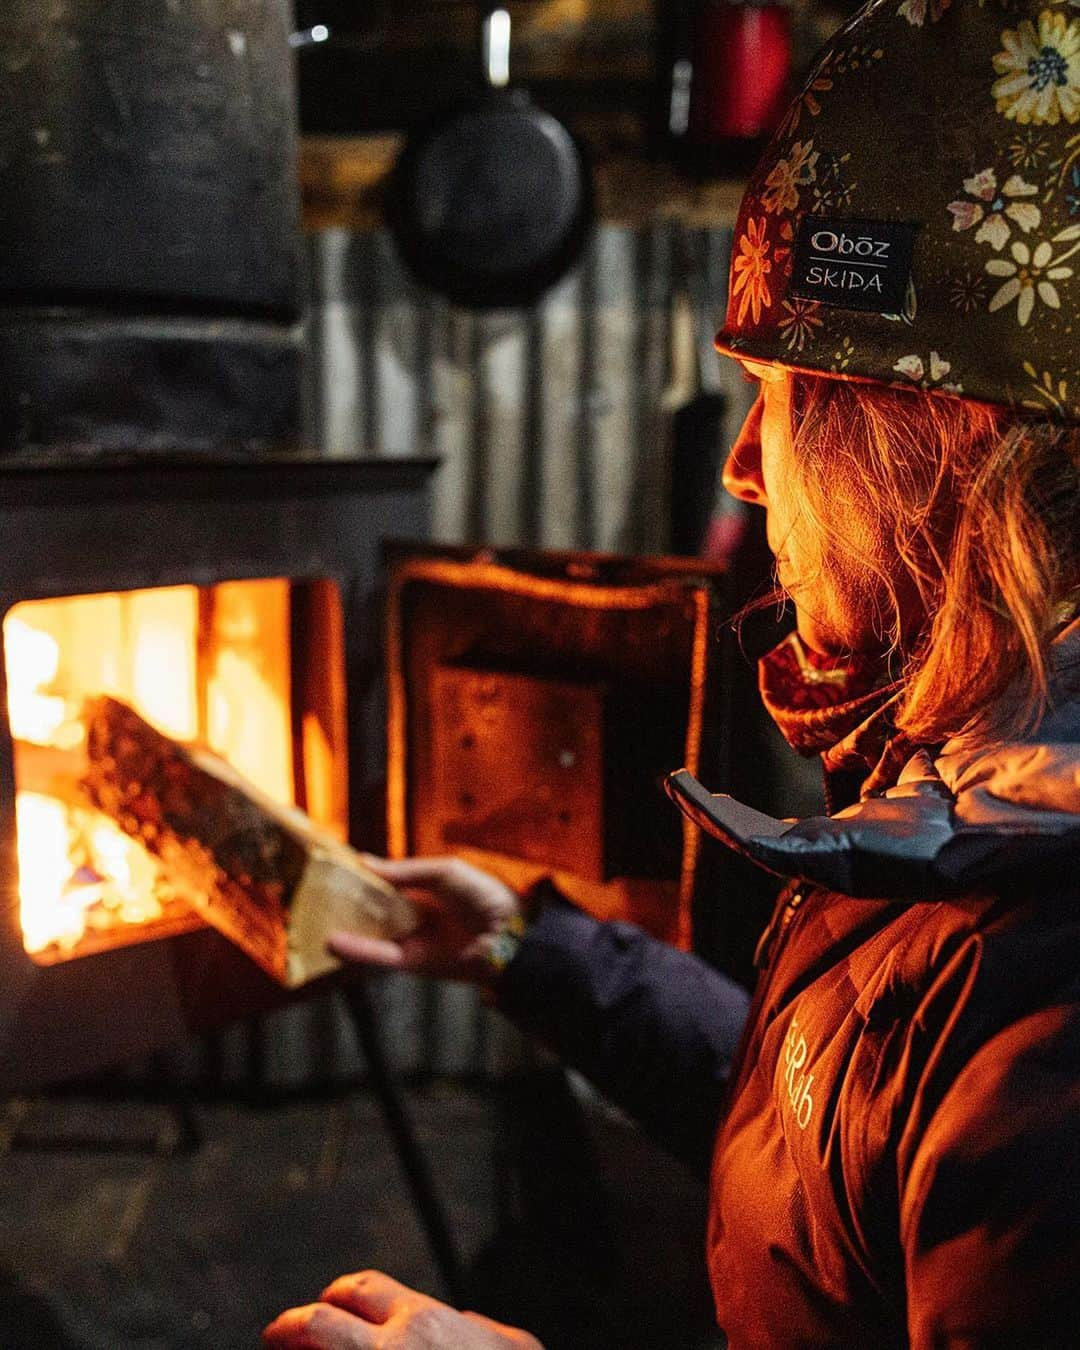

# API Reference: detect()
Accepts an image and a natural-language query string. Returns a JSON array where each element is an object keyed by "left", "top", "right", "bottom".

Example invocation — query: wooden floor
[{"left": 0, "top": 1073, "right": 722, "bottom": 1350}]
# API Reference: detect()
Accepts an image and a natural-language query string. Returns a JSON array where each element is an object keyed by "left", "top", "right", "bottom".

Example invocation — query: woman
[{"left": 265, "top": 0, "right": 1079, "bottom": 1344}]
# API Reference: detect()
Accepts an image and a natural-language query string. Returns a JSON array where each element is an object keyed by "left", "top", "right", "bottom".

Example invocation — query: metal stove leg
[
  {"left": 339, "top": 974, "right": 466, "bottom": 1306},
  {"left": 168, "top": 1096, "right": 203, "bottom": 1153}
]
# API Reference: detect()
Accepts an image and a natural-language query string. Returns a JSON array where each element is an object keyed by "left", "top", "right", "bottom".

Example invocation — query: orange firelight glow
[{"left": 4, "top": 581, "right": 305, "bottom": 962}]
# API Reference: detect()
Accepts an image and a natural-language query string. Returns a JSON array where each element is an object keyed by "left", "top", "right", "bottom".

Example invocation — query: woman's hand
[
  {"left": 330, "top": 856, "right": 523, "bottom": 990},
  {"left": 262, "top": 1269, "right": 543, "bottom": 1349}
]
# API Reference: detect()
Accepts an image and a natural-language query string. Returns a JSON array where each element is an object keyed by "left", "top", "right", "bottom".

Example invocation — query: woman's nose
[{"left": 722, "top": 392, "right": 768, "bottom": 506}]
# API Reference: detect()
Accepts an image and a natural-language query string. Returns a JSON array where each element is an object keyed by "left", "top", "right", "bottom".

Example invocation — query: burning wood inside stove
[{"left": 18, "top": 697, "right": 414, "bottom": 987}]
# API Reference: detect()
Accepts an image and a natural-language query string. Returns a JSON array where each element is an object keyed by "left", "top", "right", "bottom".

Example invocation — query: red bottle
[{"left": 667, "top": 0, "right": 792, "bottom": 177}]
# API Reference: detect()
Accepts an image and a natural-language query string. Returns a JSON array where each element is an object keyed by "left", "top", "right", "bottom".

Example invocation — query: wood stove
[
  {"left": 0, "top": 454, "right": 433, "bottom": 1092},
  {"left": 0, "top": 0, "right": 442, "bottom": 1096}
]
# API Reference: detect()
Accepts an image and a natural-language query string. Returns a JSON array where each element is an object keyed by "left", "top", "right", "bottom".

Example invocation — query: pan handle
[
  {"left": 481, "top": 7, "right": 511, "bottom": 89},
  {"left": 288, "top": 24, "right": 331, "bottom": 49}
]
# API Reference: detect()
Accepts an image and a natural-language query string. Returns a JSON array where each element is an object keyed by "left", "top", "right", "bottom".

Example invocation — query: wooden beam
[
  {"left": 300, "top": 135, "right": 746, "bottom": 233},
  {"left": 320, "top": 0, "right": 655, "bottom": 81}
]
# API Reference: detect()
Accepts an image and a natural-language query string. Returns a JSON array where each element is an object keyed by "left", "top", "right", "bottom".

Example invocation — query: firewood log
[{"left": 80, "top": 697, "right": 415, "bottom": 987}]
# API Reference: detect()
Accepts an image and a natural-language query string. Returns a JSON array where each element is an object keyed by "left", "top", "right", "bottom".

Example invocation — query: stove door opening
[{"left": 4, "top": 578, "right": 347, "bottom": 964}]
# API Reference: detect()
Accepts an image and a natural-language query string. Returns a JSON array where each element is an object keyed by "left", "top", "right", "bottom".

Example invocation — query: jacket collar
[{"left": 667, "top": 624, "right": 1080, "bottom": 899}]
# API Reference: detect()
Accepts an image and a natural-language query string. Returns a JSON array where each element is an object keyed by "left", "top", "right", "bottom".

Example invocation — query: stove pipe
[{"left": 0, "top": 0, "right": 303, "bottom": 456}]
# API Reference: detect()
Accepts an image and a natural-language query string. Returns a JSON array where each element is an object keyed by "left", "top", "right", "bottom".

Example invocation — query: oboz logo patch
[{"left": 789, "top": 216, "right": 918, "bottom": 315}]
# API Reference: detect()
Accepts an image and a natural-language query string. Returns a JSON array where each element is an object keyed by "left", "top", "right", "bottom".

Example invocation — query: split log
[{"left": 80, "top": 697, "right": 415, "bottom": 987}]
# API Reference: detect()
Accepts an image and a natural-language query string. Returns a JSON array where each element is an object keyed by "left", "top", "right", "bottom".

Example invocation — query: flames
[
  {"left": 6, "top": 612, "right": 164, "bottom": 955},
  {"left": 5, "top": 619, "right": 72, "bottom": 746},
  {"left": 14, "top": 791, "right": 166, "bottom": 954},
  {"left": 5, "top": 583, "right": 297, "bottom": 960}
]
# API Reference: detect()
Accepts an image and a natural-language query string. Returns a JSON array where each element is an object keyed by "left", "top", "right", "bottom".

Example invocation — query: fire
[
  {"left": 14, "top": 792, "right": 166, "bottom": 954},
  {"left": 4, "top": 582, "right": 300, "bottom": 961},
  {"left": 4, "top": 619, "right": 70, "bottom": 746},
  {"left": 15, "top": 793, "right": 74, "bottom": 952}
]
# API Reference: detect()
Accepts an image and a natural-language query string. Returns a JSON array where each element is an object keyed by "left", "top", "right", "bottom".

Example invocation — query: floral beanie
[{"left": 715, "top": 0, "right": 1080, "bottom": 422}]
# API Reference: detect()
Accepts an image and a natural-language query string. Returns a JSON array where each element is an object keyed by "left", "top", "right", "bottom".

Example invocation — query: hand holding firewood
[
  {"left": 75, "top": 698, "right": 526, "bottom": 991},
  {"left": 327, "top": 856, "right": 524, "bottom": 992},
  {"left": 262, "top": 1269, "right": 543, "bottom": 1349}
]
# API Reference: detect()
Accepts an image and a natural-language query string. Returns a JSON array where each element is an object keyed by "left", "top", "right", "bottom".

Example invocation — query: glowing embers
[
  {"left": 14, "top": 790, "right": 198, "bottom": 958},
  {"left": 3, "top": 580, "right": 326, "bottom": 964}
]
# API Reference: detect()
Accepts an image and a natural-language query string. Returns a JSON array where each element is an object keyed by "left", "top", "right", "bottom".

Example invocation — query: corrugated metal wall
[
  {"left": 304, "top": 223, "right": 752, "bottom": 551},
  {"left": 121, "top": 221, "right": 753, "bottom": 1092}
]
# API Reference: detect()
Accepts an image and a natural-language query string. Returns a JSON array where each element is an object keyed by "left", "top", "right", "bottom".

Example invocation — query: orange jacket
[
  {"left": 504, "top": 661, "right": 1080, "bottom": 1346},
  {"left": 710, "top": 870, "right": 1079, "bottom": 1347},
  {"left": 681, "top": 665, "right": 1080, "bottom": 1347}
]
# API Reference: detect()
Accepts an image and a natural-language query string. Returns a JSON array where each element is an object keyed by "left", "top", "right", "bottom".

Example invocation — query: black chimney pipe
[{"left": 0, "top": 0, "right": 304, "bottom": 455}]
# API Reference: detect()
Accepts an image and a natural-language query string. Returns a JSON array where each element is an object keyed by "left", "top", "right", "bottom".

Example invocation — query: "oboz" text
[{"left": 810, "top": 230, "right": 891, "bottom": 259}]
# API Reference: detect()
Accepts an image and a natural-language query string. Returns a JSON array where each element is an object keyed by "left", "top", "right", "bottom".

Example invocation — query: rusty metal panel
[
  {"left": 385, "top": 549, "right": 733, "bottom": 949},
  {"left": 431, "top": 666, "right": 606, "bottom": 879}
]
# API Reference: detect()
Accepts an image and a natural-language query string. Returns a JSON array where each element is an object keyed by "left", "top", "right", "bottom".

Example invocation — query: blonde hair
[{"left": 788, "top": 374, "right": 1080, "bottom": 743}]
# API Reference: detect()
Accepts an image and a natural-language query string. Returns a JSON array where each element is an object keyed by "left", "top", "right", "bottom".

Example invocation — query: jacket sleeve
[
  {"left": 496, "top": 885, "right": 752, "bottom": 1175},
  {"left": 900, "top": 1006, "right": 1080, "bottom": 1349}
]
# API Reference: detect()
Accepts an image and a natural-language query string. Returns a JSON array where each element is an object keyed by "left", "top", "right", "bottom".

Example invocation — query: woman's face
[{"left": 722, "top": 361, "right": 896, "bottom": 658}]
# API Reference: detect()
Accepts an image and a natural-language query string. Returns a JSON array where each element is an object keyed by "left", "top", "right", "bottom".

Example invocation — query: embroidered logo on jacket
[{"left": 782, "top": 1014, "right": 815, "bottom": 1131}]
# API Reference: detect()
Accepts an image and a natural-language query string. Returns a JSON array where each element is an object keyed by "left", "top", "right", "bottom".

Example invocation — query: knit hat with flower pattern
[{"left": 715, "top": 0, "right": 1080, "bottom": 421}]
